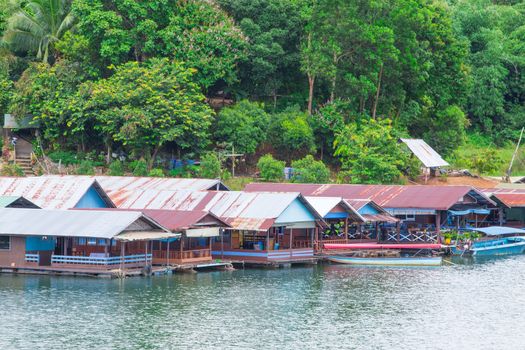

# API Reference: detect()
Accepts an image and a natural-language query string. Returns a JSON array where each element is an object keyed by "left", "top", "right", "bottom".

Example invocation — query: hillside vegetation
[{"left": 1, "top": 0, "right": 525, "bottom": 183}]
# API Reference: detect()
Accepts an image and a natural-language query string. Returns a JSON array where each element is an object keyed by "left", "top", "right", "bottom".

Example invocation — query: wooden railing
[
  {"left": 153, "top": 249, "right": 211, "bottom": 261},
  {"left": 386, "top": 231, "right": 438, "bottom": 243},
  {"left": 51, "top": 254, "right": 152, "bottom": 265}
]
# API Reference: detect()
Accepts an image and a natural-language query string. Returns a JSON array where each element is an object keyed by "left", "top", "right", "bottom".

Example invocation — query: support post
[
  {"left": 266, "top": 229, "right": 270, "bottom": 251},
  {"left": 396, "top": 221, "right": 400, "bottom": 242},
  {"left": 289, "top": 228, "right": 293, "bottom": 258},
  {"left": 167, "top": 240, "right": 170, "bottom": 266},
  {"left": 344, "top": 218, "right": 349, "bottom": 243},
  {"left": 375, "top": 222, "right": 379, "bottom": 243},
  {"left": 435, "top": 212, "right": 441, "bottom": 243},
  {"left": 221, "top": 229, "right": 224, "bottom": 259}
]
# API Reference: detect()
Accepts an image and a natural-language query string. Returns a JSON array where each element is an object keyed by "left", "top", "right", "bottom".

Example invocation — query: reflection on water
[{"left": 1, "top": 256, "right": 525, "bottom": 349}]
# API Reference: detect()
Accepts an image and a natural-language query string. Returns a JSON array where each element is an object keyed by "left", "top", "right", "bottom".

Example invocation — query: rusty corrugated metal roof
[
  {"left": 490, "top": 193, "right": 525, "bottom": 207},
  {"left": 94, "top": 175, "right": 227, "bottom": 192},
  {"left": 0, "top": 176, "right": 113, "bottom": 209},
  {"left": 400, "top": 138, "right": 449, "bottom": 167},
  {"left": 244, "top": 183, "right": 493, "bottom": 210}
]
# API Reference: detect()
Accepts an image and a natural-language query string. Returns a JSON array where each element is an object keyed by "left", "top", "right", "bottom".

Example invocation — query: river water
[{"left": 0, "top": 256, "right": 524, "bottom": 350}]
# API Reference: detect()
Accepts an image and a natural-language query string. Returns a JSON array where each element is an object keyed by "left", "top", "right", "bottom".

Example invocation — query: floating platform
[
  {"left": 323, "top": 243, "right": 442, "bottom": 250},
  {"left": 326, "top": 255, "right": 442, "bottom": 266}
]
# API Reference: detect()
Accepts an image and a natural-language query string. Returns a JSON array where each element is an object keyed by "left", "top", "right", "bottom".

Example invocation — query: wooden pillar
[
  {"left": 120, "top": 241, "right": 125, "bottom": 269},
  {"left": 435, "top": 211, "right": 441, "bottom": 243},
  {"left": 221, "top": 229, "right": 224, "bottom": 259},
  {"left": 145, "top": 240, "right": 148, "bottom": 267},
  {"left": 104, "top": 239, "right": 108, "bottom": 256},
  {"left": 344, "top": 218, "right": 349, "bottom": 243},
  {"left": 396, "top": 221, "right": 400, "bottom": 242},
  {"left": 289, "top": 228, "right": 293, "bottom": 258},
  {"left": 499, "top": 208, "right": 504, "bottom": 226},
  {"left": 375, "top": 222, "right": 379, "bottom": 243},
  {"left": 266, "top": 229, "right": 270, "bottom": 251},
  {"left": 319, "top": 227, "right": 323, "bottom": 254},
  {"left": 167, "top": 240, "right": 170, "bottom": 266}
]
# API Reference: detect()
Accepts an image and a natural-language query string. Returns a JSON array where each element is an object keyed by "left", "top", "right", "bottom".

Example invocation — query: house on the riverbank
[
  {"left": 483, "top": 189, "right": 525, "bottom": 227},
  {"left": 0, "top": 208, "right": 176, "bottom": 277},
  {"left": 245, "top": 183, "right": 496, "bottom": 242},
  {"left": 0, "top": 176, "right": 114, "bottom": 209}
]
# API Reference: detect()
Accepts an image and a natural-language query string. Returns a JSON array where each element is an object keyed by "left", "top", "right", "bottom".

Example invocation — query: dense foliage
[{"left": 0, "top": 0, "right": 523, "bottom": 182}]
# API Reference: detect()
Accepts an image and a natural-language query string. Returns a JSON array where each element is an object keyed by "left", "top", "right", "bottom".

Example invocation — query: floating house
[
  {"left": 140, "top": 209, "right": 230, "bottom": 267},
  {"left": 0, "top": 208, "right": 176, "bottom": 275},
  {"left": 484, "top": 189, "right": 525, "bottom": 227},
  {"left": 245, "top": 183, "right": 496, "bottom": 242},
  {"left": 0, "top": 176, "right": 114, "bottom": 209},
  {"left": 304, "top": 196, "right": 398, "bottom": 249},
  {"left": 207, "top": 192, "right": 324, "bottom": 265}
]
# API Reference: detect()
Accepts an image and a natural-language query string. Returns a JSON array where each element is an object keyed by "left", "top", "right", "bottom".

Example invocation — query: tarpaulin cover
[
  {"left": 472, "top": 226, "right": 525, "bottom": 236},
  {"left": 448, "top": 209, "right": 491, "bottom": 216}
]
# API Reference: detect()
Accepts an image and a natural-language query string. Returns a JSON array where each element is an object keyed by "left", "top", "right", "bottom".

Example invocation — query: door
[{"left": 38, "top": 251, "right": 52, "bottom": 266}]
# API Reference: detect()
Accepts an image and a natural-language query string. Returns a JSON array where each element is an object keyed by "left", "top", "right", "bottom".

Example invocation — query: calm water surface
[{"left": 1, "top": 257, "right": 524, "bottom": 350}]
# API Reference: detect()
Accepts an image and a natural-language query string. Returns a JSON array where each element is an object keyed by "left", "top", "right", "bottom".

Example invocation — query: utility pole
[
  {"left": 506, "top": 127, "right": 524, "bottom": 183},
  {"left": 222, "top": 144, "right": 243, "bottom": 177}
]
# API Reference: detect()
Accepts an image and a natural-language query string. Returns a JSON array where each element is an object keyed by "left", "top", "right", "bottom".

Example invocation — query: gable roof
[
  {"left": 94, "top": 175, "right": 229, "bottom": 192},
  {"left": 140, "top": 210, "right": 229, "bottom": 231},
  {"left": 0, "top": 196, "right": 40, "bottom": 208},
  {"left": 0, "top": 177, "right": 114, "bottom": 209},
  {"left": 400, "top": 138, "right": 449, "bottom": 168},
  {"left": 0, "top": 208, "right": 170, "bottom": 239},
  {"left": 304, "top": 196, "right": 364, "bottom": 222},
  {"left": 489, "top": 193, "right": 525, "bottom": 208},
  {"left": 244, "top": 183, "right": 495, "bottom": 210}
]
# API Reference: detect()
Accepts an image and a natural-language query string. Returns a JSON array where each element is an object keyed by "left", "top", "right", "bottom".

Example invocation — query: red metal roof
[
  {"left": 490, "top": 193, "right": 525, "bottom": 208},
  {"left": 244, "top": 183, "right": 493, "bottom": 210},
  {"left": 141, "top": 210, "right": 229, "bottom": 231}
]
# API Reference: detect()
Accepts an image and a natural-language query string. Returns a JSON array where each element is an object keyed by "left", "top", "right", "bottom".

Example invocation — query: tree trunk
[
  {"left": 371, "top": 63, "right": 383, "bottom": 120},
  {"left": 106, "top": 141, "right": 111, "bottom": 164},
  {"left": 308, "top": 74, "right": 315, "bottom": 115},
  {"left": 149, "top": 145, "right": 161, "bottom": 170},
  {"left": 330, "top": 52, "right": 337, "bottom": 102}
]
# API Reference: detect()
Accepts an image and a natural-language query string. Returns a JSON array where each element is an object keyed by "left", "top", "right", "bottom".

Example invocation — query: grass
[
  {"left": 450, "top": 132, "right": 525, "bottom": 176},
  {"left": 223, "top": 176, "right": 256, "bottom": 190}
]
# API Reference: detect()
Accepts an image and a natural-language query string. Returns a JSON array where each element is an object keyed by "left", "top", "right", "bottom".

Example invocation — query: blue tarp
[
  {"left": 448, "top": 209, "right": 491, "bottom": 216},
  {"left": 473, "top": 226, "right": 525, "bottom": 236}
]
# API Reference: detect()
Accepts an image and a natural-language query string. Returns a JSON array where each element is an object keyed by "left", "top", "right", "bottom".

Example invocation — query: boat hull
[
  {"left": 327, "top": 256, "right": 442, "bottom": 266},
  {"left": 452, "top": 238, "right": 525, "bottom": 257}
]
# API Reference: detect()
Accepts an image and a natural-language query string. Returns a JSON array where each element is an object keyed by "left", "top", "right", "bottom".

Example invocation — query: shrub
[
  {"left": 257, "top": 154, "right": 285, "bottom": 181},
  {"left": 107, "top": 160, "right": 124, "bottom": 176},
  {"left": 76, "top": 160, "right": 95, "bottom": 175},
  {"left": 199, "top": 153, "right": 221, "bottom": 178},
  {"left": 291, "top": 155, "right": 330, "bottom": 183},
  {"left": 132, "top": 160, "right": 148, "bottom": 176},
  {"left": 0, "top": 163, "right": 24, "bottom": 176},
  {"left": 148, "top": 168, "right": 165, "bottom": 177},
  {"left": 48, "top": 151, "right": 80, "bottom": 166}
]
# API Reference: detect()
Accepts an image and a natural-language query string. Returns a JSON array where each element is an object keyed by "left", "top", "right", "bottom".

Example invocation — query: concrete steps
[{"left": 15, "top": 155, "right": 34, "bottom": 176}]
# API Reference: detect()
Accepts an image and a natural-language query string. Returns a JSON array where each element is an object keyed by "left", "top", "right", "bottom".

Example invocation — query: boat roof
[{"left": 472, "top": 226, "right": 525, "bottom": 236}]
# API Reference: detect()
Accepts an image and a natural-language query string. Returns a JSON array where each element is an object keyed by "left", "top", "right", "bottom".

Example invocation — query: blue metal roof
[{"left": 473, "top": 226, "right": 525, "bottom": 236}]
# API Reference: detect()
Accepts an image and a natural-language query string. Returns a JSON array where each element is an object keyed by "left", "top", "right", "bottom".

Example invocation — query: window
[
  {"left": 87, "top": 238, "right": 97, "bottom": 245},
  {"left": 97, "top": 239, "right": 107, "bottom": 246},
  {"left": 0, "top": 236, "right": 10, "bottom": 250},
  {"left": 78, "top": 237, "right": 87, "bottom": 245}
]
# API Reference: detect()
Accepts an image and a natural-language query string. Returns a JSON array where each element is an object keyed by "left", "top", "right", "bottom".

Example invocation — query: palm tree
[{"left": 3, "top": 0, "right": 75, "bottom": 63}]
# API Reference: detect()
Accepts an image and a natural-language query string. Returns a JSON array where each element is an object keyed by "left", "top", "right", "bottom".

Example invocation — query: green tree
[
  {"left": 215, "top": 100, "right": 269, "bottom": 155},
  {"left": 3, "top": 0, "right": 75, "bottom": 63},
  {"left": 334, "top": 118, "right": 410, "bottom": 184},
  {"left": 291, "top": 155, "right": 330, "bottom": 183},
  {"left": 70, "top": 0, "right": 245, "bottom": 89},
  {"left": 83, "top": 59, "right": 213, "bottom": 165},
  {"left": 269, "top": 107, "right": 315, "bottom": 159},
  {"left": 257, "top": 154, "right": 284, "bottom": 181},
  {"left": 218, "top": 0, "right": 305, "bottom": 103},
  {"left": 107, "top": 160, "right": 124, "bottom": 176},
  {"left": 132, "top": 160, "right": 148, "bottom": 177},
  {"left": 0, "top": 72, "right": 12, "bottom": 117},
  {"left": 200, "top": 152, "right": 222, "bottom": 179}
]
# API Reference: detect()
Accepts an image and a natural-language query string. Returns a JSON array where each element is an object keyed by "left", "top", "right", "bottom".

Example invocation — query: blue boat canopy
[
  {"left": 448, "top": 209, "right": 491, "bottom": 216},
  {"left": 472, "top": 226, "right": 525, "bottom": 236}
]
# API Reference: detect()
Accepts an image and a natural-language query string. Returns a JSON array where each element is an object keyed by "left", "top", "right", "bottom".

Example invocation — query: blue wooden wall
[{"left": 75, "top": 186, "right": 108, "bottom": 208}]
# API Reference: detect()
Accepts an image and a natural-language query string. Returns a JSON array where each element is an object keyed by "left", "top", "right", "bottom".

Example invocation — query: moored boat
[
  {"left": 327, "top": 256, "right": 442, "bottom": 266},
  {"left": 450, "top": 226, "right": 525, "bottom": 256}
]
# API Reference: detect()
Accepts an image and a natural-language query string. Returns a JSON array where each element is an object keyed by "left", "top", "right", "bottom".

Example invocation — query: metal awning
[
  {"left": 185, "top": 227, "right": 220, "bottom": 238},
  {"left": 449, "top": 209, "right": 491, "bottom": 216},
  {"left": 115, "top": 231, "right": 181, "bottom": 242},
  {"left": 472, "top": 226, "right": 525, "bottom": 236}
]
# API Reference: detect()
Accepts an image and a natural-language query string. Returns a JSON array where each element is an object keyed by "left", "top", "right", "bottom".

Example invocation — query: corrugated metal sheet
[
  {"left": 244, "top": 183, "right": 494, "bottom": 210},
  {"left": 0, "top": 177, "right": 112, "bottom": 209},
  {"left": 361, "top": 214, "right": 399, "bottom": 223},
  {"left": 0, "top": 196, "right": 22, "bottom": 208},
  {"left": 305, "top": 196, "right": 365, "bottom": 222},
  {"left": 94, "top": 175, "right": 227, "bottom": 192},
  {"left": 141, "top": 209, "right": 229, "bottom": 231},
  {"left": 0, "top": 208, "right": 164, "bottom": 238},
  {"left": 400, "top": 138, "right": 449, "bottom": 167},
  {"left": 490, "top": 193, "right": 525, "bottom": 207}
]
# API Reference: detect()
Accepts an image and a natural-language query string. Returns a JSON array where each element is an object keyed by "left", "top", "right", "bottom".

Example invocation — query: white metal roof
[
  {"left": 400, "top": 138, "right": 449, "bottom": 168},
  {"left": 0, "top": 176, "right": 113, "bottom": 209},
  {"left": 0, "top": 208, "right": 166, "bottom": 239}
]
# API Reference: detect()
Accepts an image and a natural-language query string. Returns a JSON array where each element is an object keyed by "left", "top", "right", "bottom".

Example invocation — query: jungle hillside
[{"left": 1, "top": 0, "right": 525, "bottom": 185}]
